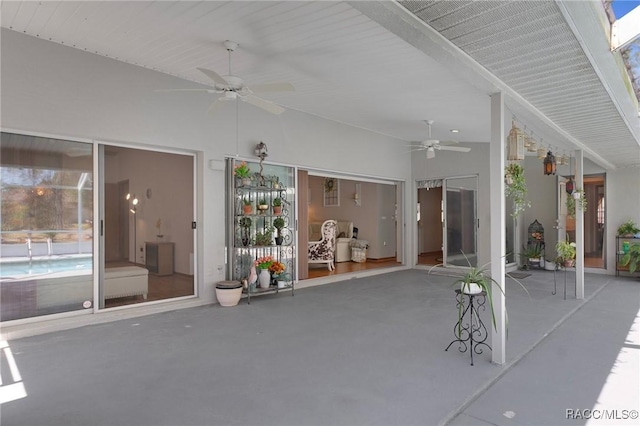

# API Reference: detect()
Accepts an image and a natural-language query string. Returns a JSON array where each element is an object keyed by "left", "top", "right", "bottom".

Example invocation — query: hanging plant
[
  {"left": 504, "top": 163, "right": 530, "bottom": 217},
  {"left": 566, "top": 188, "right": 587, "bottom": 218}
]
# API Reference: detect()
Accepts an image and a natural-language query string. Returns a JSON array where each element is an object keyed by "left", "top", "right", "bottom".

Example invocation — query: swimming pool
[{"left": 0, "top": 256, "right": 93, "bottom": 279}]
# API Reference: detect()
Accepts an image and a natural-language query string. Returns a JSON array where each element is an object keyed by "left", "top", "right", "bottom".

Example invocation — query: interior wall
[
  {"left": 1, "top": 29, "right": 413, "bottom": 302},
  {"left": 308, "top": 176, "right": 396, "bottom": 259},
  {"left": 412, "top": 142, "right": 490, "bottom": 266}
]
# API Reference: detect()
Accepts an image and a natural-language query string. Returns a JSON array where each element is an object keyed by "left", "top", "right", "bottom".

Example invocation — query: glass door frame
[{"left": 443, "top": 174, "right": 478, "bottom": 268}]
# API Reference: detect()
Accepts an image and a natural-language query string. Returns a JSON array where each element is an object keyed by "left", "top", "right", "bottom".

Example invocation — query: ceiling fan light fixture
[{"left": 426, "top": 147, "right": 435, "bottom": 159}]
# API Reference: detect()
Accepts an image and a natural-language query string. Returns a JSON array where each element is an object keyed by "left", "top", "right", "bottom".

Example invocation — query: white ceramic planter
[
  {"left": 259, "top": 269, "right": 271, "bottom": 289},
  {"left": 461, "top": 282, "right": 482, "bottom": 295}
]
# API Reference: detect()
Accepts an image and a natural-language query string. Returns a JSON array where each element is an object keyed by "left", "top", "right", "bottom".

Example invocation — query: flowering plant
[
  {"left": 254, "top": 256, "right": 274, "bottom": 270},
  {"left": 269, "top": 261, "right": 286, "bottom": 276},
  {"left": 234, "top": 161, "right": 251, "bottom": 178}
]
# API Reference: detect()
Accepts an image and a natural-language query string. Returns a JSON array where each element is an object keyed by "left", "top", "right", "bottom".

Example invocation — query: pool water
[{"left": 0, "top": 256, "right": 93, "bottom": 278}]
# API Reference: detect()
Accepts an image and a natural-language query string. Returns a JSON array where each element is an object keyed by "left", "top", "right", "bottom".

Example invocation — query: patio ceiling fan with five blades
[
  {"left": 159, "top": 40, "right": 295, "bottom": 115},
  {"left": 410, "top": 120, "right": 471, "bottom": 159}
]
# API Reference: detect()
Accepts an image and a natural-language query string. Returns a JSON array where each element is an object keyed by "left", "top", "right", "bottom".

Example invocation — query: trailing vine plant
[
  {"left": 504, "top": 163, "right": 530, "bottom": 217},
  {"left": 566, "top": 188, "right": 587, "bottom": 218}
]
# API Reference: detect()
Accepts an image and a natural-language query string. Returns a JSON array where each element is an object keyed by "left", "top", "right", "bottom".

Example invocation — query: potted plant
[
  {"left": 451, "top": 255, "right": 529, "bottom": 335},
  {"left": 257, "top": 198, "right": 269, "bottom": 213},
  {"left": 254, "top": 255, "right": 275, "bottom": 288},
  {"left": 555, "top": 237, "right": 576, "bottom": 267},
  {"left": 273, "top": 217, "right": 285, "bottom": 245},
  {"left": 239, "top": 217, "right": 252, "bottom": 246},
  {"left": 268, "top": 261, "right": 290, "bottom": 288},
  {"left": 566, "top": 188, "right": 587, "bottom": 218},
  {"left": 519, "top": 245, "right": 542, "bottom": 269},
  {"left": 620, "top": 243, "right": 640, "bottom": 274},
  {"left": 242, "top": 198, "right": 253, "bottom": 215},
  {"left": 234, "top": 161, "right": 252, "bottom": 186},
  {"left": 254, "top": 226, "right": 274, "bottom": 246},
  {"left": 272, "top": 197, "right": 282, "bottom": 215},
  {"left": 504, "top": 163, "right": 530, "bottom": 217},
  {"left": 617, "top": 220, "right": 640, "bottom": 237}
]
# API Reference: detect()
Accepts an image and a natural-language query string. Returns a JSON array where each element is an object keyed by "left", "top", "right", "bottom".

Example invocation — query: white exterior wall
[{"left": 1, "top": 30, "right": 412, "bottom": 307}]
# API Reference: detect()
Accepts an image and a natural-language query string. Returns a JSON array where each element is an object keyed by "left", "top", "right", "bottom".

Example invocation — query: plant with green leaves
[
  {"left": 273, "top": 217, "right": 285, "bottom": 233},
  {"left": 254, "top": 226, "right": 274, "bottom": 246},
  {"left": 566, "top": 188, "right": 587, "bottom": 218},
  {"left": 239, "top": 217, "right": 252, "bottom": 228},
  {"left": 447, "top": 252, "right": 529, "bottom": 336},
  {"left": 617, "top": 220, "right": 640, "bottom": 236},
  {"left": 555, "top": 237, "right": 576, "bottom": 265},
  {"left": 620, "top": 243, "right": 640, "bottom": 274},
  {"left": 504, "top": 163, "right": 530, "bottom": 217},
  {"left": 272, "top": 197, "right": 282, "bottom": 207}
]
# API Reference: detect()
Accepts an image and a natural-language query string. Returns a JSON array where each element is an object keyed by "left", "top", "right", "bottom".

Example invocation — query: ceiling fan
[
  {"left": 159, "top": 40, "right": 294, "bottom": 115},
  {"left": 410, "top": 120, "right": 471, "bottom": 159}
]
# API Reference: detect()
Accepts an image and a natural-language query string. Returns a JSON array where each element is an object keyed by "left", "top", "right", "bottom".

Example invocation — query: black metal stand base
[{"left": 445, "top": 289, "right": 491, "bottom": 366}]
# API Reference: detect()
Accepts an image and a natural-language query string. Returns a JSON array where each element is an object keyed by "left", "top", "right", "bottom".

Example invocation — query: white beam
[
  {"left": 490, "top": 92, "right": 506, "bottom": 364},
  {"left": 575, "top": 149, "right": 584, "bottom": 299},
  {"left": 611, "top": 6, "right": 640, "bottom": 51}
]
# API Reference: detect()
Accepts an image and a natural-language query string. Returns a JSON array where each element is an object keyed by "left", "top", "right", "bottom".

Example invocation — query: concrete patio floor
[{"left": 1, "top": 269, "right": 638, "bottom": 426}]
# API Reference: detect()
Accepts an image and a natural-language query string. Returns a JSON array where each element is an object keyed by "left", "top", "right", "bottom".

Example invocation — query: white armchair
[{"left": 308, "top": 220, "right": 337, "bottom": 271}]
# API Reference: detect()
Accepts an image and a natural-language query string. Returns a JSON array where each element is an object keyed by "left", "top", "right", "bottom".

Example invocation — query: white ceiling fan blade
[
  {"left": 250, "top": 82, "right": 295, "bottom": 93},
  {"left": 155, "top": 88, "right": 218, "bottom": 93},
  {"left": 196, "top": 67, "right": 228, "bottom": 86},
  {"left": 439, "top": 146, "right": 471, "bottom": 153},
  {"left": 242, "top": 94, "right": 285, "bottom": 115},
  {"left": 207, "top": 99, "right": 224, "bottom": 115}
]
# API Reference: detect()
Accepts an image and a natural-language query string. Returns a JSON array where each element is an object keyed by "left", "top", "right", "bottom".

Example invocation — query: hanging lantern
[
  {"left": 537, "top": 147, "right": 546, "bottom": 159},
  {"left": 525, "top": 134, "right": 537, "bottom": 152},
  {"left": 543, "top": 150, "right": 556, "bottom": 175},
  {"left": 507, "top": 121, "right": 525, "bottom": 161},
  {"left": 565, "top": 177, "right": 574, "bottom": 194}
]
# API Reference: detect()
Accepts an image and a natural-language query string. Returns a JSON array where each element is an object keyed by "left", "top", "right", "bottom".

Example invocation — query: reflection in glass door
[{"left": 444, "top": 176, "right": 477, "bottom": 267}]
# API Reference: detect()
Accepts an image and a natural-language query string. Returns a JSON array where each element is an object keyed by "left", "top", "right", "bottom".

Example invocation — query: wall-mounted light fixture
[
  {"left": 126, "top": 193, "right": 139, "bottom": 214},
  {"left": 353, "top": 183, "right": 361, "bottom": 206}
]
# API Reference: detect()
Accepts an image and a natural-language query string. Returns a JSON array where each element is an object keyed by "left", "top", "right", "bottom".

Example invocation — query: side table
[{"left": 445, "top": 289, "right": 491, "bottom": 366}]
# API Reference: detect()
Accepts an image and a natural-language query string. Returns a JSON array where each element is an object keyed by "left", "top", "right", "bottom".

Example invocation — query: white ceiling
[{"left": 2, "top": 1, "right": 639, "bottom": 169}]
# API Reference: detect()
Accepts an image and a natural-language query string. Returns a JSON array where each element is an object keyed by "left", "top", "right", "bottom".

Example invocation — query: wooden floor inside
[
  {"left": 105, "top": 261, "right": 193, "bottom": 308},
  {"left": 307, "top": 258, "right": 401, "bottom": 279},
  {"left": 417, "top": 251, "right": 443, "bottom": 266}
]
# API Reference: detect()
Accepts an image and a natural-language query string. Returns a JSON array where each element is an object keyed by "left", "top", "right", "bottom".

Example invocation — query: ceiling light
[
  {"left": 427, "top": 147, "right": 435, "bottom": 159},
  {"left": 450, "top": 129, "right": 459, "bottom": 133}
]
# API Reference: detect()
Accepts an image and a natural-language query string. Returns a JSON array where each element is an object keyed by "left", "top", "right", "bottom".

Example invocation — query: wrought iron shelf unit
[
  {"left": 616, "top": 236, "right": 639, "bottom": 277},
  {"left": 226, "top": 158, "right": 296, "bottom": 304}
]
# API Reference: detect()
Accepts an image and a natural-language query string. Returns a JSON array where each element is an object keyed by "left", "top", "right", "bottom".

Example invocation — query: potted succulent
[
  {"left": 617, "top": 220, "right": 640, "bottom": 237},
  {"left": 555, "top": 237, "right": 576, "bottom": 267},
  {"left": 242, "top": 198, "right": 253, "bottom": 215},
  {"left": 620, "top": 243, "right": 640, "bottom": 274},
  {"left": 257, "top": 198, "right": 269, "bottom": 214},
  {"left": 273, "top": 217, "right": 285, "bottom": 245},
  {"left": 504, "top": 163, "right": 530, "bottom": 217},
  {"left": 239, "top": 217, "right": 252, "bottom": 246},
  {"left": 234, "top": 161, "right": 252, "bottom": 186},
  {"left": 272, "top": 197, "right": 282, "bottom": 215}
]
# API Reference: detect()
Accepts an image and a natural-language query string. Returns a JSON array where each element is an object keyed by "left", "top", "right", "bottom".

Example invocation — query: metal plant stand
[
  {"left": 445, "top": 289, "right": 491, "bottom": 366},
  {"left": 553, "top": 264, "right": 576, "bottom": 300}
]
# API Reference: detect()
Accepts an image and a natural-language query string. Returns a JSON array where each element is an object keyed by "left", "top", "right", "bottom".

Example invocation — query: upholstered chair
[{"left": 308, "top": 220, "right": 337, "bottom": 271}]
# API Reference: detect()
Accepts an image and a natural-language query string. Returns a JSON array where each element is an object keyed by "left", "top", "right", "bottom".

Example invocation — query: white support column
[
  {"left": 490, "top": 92, "right": 506, "bottom": 364},
  {"left": 575, "top": 149, "right": 584, "bottom": 299}
]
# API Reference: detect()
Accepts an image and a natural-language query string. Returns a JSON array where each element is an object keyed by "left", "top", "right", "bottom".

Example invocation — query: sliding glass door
[
  {"left": 443, "top": 176, "right": 477, "bottom": 267},
  {"left": 1, "top": 132, "right": 94, "bottom": 320}
]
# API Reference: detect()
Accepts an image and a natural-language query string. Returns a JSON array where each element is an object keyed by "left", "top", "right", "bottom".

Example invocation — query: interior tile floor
[{"left": 2, "top": 270, "right": 638, "bottom": 426}]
